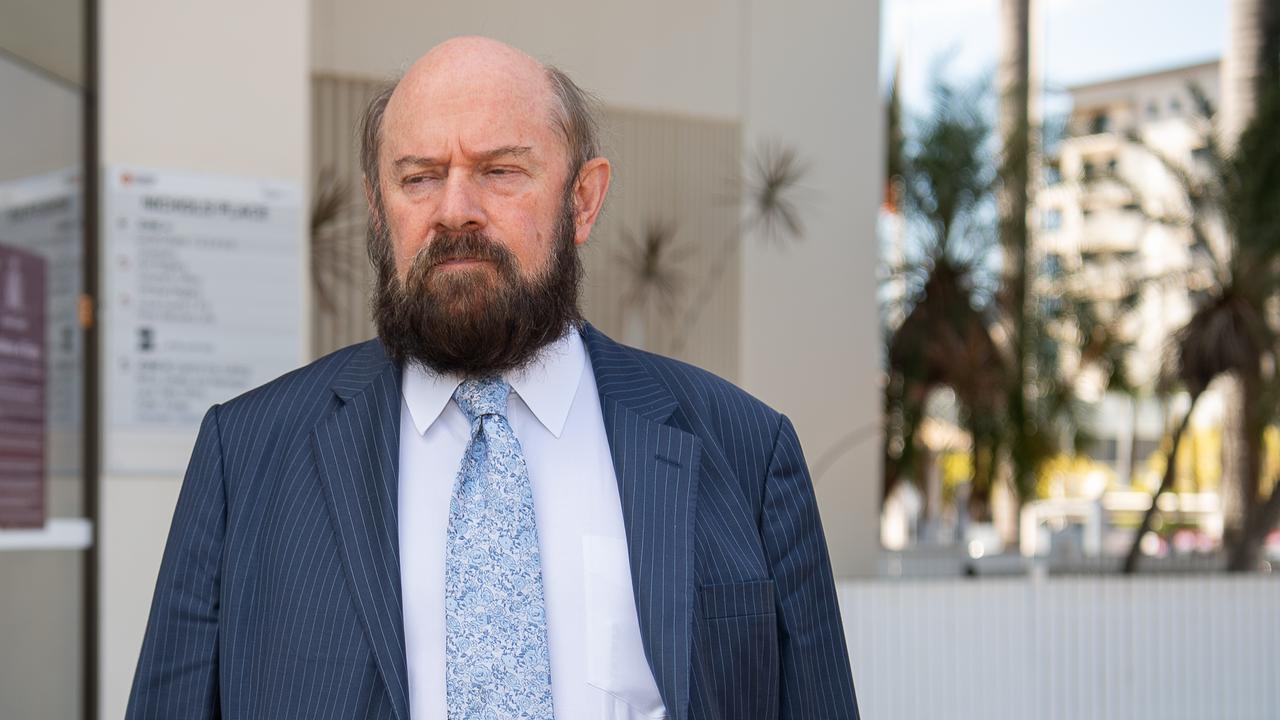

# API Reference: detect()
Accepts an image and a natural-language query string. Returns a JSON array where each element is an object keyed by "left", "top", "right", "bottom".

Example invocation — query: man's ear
[{"left": 571, "top": 157, "right": 611, "bottom": 246}]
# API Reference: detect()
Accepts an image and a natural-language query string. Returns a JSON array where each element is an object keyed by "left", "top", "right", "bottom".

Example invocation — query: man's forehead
[{"left": 381, "top": 99, "right": 555, "bottom": 164}]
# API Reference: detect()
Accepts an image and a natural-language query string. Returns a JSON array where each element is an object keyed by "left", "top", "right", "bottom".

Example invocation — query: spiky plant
[
  {"left": 748, "top": 142, "right": 807, "bottom": 245},
  {"left": 668, "top": 141, "right": 809, "bottom": 355},
  {"left": 615, "top": 219, "right": 690, "bottom": 318},
  {"left": 310, "top": 167, "right": 367, "bottom": 313}
]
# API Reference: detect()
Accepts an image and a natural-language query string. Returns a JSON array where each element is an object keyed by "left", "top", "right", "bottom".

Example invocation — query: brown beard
[{"left": 369, "top": 191, "right": 584, "bottom": 377}]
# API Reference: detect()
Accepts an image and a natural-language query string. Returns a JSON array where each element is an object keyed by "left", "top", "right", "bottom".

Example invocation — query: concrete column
[
  {"left": 96, "top": 1, "right": 309, "bottom": 716},
  {"left": 740, "top": 0, "right": 883, "bottom": 577}
]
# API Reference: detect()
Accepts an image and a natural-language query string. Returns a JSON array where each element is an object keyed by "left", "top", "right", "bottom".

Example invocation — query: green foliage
[{"left": 899, "top": 78, "right": 997, "bottom": 265}]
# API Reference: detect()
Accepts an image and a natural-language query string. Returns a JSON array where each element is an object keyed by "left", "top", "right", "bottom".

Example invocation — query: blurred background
[{"left": 0, "top": 0, "right": 1277, "bottom": 718}]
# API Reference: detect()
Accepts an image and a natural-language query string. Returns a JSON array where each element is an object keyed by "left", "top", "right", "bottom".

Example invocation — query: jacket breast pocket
[
  {"left": 699, "top": 578, "right": 776, "bottom": 619},
  {"left": 693, "top": 579, "right": 781, "bottom": 719}
]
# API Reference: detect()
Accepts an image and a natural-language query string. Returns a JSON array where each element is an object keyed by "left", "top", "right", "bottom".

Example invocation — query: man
[{"left": 127, "top": 36, "right": 859, "bottom": 720}]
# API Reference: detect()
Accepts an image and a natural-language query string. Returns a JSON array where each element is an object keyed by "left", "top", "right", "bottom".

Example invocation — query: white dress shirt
[{"left": 397, "top": 326, "right": 669, "bottom": 719}]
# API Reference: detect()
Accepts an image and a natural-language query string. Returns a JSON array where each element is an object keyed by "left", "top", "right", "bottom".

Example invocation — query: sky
[{"left": 881, "top": 0, "right": 1227, "bottom": 115}]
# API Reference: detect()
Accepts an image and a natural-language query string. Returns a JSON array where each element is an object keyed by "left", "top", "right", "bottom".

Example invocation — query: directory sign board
[{"left": 103, "top": 166, "right": 303, "bottom": 475}]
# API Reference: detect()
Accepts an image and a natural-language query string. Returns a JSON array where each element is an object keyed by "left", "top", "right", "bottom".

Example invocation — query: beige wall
[
  {"left": 312, "top": 0, "right": 744, "bottom": 120},
  {"left": 97, "top": 1, "right": 310, "bottom": 717},
  {"left": 311, "top": 0, "right": 884, "bottom": 577},
  {"left": 739, "top": 0, "right": 883, "bottom": 577}
]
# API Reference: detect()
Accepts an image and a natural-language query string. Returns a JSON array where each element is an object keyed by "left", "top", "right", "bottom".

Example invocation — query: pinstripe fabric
[{"left": 125, "top": 322, "right": 859, "bottom": 719}]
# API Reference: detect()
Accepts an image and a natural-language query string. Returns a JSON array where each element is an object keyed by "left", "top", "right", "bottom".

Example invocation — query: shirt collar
[{"left": 401, "top": 325, "right": 585, "bottom": 439}]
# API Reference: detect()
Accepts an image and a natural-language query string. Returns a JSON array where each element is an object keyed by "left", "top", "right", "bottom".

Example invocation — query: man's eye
[{"left": 486, "top": 167, "right": 517, "bottom": 177}]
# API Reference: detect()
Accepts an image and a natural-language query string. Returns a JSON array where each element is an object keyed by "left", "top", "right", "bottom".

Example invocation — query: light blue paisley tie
[{"left": 446, "top": 377, "right": 555, "bottom": 719}]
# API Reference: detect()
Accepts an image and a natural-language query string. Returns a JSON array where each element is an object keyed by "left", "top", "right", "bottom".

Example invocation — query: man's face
[
  {"left": 367, "top": 42, "right": 608, "bottom": 376},
  {"left": 377, "top": 55, "right": 572, "bottom": 294}
]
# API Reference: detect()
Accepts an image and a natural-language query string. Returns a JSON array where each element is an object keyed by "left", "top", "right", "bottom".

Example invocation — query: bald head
[
  {"left": 360, "top": 36, "right": 600, "bottom": 210},
  {"left": 388, "top": 37, "right": 556, "bottom": 144},
  {"left": 400, "top": 36, "right": 549, "bottom": 99}
]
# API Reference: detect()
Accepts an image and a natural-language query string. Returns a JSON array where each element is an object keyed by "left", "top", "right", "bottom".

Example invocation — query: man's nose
[{"left": 435, "top": 171, "right": 485, "bottom": 231}]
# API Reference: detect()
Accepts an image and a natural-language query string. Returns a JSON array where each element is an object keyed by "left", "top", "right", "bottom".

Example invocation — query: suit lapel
[
  {"left": 312, "top": 340, "right": 410, "bottom": 720},
  {"left": 582, "top": 323, "right": 701, "bottom": 720}
]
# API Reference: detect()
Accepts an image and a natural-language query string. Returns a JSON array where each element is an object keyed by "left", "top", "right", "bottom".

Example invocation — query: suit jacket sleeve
[
  {"left": 763, "top": 414, "right": 860, "bottom": 719},
  {"left": 125, "top": 405, "right": 226, "bottom": 720}
]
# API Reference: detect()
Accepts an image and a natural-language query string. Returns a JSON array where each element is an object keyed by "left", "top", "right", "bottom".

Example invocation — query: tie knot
[{"left": 453, "top": 377, "right": 511, "bottom": 424}]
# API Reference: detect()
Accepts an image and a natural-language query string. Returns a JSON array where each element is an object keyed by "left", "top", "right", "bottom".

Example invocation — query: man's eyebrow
[
  {"left": 392, "top": 146, "right": 534, "bottom": 171},
  {"left": 475, "top": 145, "right": 533, "bottom": 161},
  {"left": 392, "top": 155, "right": 442, "bottom": 170}
]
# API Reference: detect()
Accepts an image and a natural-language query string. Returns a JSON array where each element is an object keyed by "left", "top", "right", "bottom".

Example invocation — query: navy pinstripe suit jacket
[{"left": 126, "top": 322, "right": 859, "bottom": 720}]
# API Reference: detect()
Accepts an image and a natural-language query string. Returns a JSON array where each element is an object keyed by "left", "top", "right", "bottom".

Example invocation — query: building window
[
  {"left": 1044, "top": 163, "right": 1062, "bottom": 185},
  {"left": 1170, "top": 96, "right": 1183, "bottom": 114},
  {"left": 1042, "top": 209, "right": 1063, "bottom": 230},
  {"left": 1090, "top": 113, "right": 1110, "bottom": 135},
  {"left": 1042, "top": 253, "right": 1064, "bottom": 279},
  {"left": 1146, "top": 101, "right": 1159, "bottom": 119},
  {"left": 1133, "top": 438, "right": 1161, "bottom": 465}
]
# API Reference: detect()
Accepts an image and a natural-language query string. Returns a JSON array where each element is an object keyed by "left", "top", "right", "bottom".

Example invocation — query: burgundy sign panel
[{"left": 0, "top": 243, "right": 46, "bottom": 528}]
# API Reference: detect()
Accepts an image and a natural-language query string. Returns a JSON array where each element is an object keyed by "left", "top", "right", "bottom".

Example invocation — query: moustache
[{"left": 413, "top": 231, "right": 519, "bottom": 275}]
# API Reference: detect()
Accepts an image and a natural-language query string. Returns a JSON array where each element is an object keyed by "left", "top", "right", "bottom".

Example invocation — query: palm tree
[
  {"left": 1221, "top": 76, "right": 1280, "bottom": 570},
  {"left": 1118, "top": 78, "right": 1280, "bottom": 572},
  {"left": 883, "top": 78, "right": 1006, "bottom": 518}
]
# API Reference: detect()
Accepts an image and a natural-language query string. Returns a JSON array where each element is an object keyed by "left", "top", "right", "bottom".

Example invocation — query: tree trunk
[
  {"left": 1226, "top": 370, "right": 1268, "bottom": 570},
  {"left": 999, "top": 0, "right": 1034, "bottom": 500},
  {"left": 1229, "top": 469, "right": 1280, "bottom": 571},
  {"left": 969, "top": 430, "right": 993, "bottom": 522},
  {"left": 1221, "top": 371, "right": 1265, "bottom": 556},
  {"left": 1123, "top": 392, "right": 1200, "bottom": 574},
  {"left": 1220, "top": 376, "right": 1248, "bottom": 546}
]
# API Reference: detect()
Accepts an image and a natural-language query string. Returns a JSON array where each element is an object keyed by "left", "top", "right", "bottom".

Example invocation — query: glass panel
[{"left": 0, "top": 1, "right": 87, "bottom": 717}]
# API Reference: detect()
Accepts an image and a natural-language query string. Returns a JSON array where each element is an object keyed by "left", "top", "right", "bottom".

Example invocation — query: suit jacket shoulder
[
  {"left": 211, "top": 339, "right": 389, "bottom": 498},
  {"left": 583, "top": 324, "right": 787, "bottom": 494}
]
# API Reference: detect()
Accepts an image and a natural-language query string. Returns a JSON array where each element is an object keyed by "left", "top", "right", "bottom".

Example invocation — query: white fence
[{"left": 839, "top": 575, "right": 1280, "bottom": 720}]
